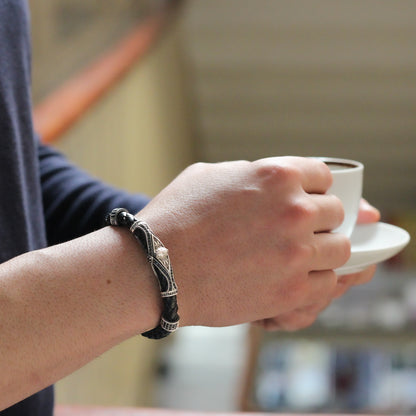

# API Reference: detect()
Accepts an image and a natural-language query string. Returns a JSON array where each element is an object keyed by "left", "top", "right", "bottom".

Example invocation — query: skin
[{"left": 0, "top": 156, "right": 379, "bottom": 410}]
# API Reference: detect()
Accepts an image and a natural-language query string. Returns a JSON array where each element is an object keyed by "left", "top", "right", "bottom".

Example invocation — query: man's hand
[
  {"left": 0, "top": 156, "right": 378, "bottom": 408},
  {"left": 138, "top": 156, "right": 351, "bottom": 328}
]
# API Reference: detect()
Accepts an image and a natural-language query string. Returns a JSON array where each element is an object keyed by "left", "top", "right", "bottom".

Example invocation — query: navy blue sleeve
[{"left": 38, "top": 142, "right": 150, "bottom": 246}]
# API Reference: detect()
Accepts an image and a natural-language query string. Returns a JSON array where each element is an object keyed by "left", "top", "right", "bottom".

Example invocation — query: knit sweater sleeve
[{"left": 38, "top": 141, "right": 150, "bottom": 246}]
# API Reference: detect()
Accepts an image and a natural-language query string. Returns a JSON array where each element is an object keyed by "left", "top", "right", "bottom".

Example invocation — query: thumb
[{"left": 357, "top": 198, "right": 380, "bottom": 224}]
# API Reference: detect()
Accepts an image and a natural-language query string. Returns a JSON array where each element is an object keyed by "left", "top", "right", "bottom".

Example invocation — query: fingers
[
  {"left": 254, "top": 157, "right": 344, "bottom": 232},
  {"left": 282, "top": 269, "right": 337, "bottom": 315},
  {"left": 255, "top": 265, "right": 377, "bottom": 332},
  {"left": 255, "top": 266, "right": 375, "bottom": 332}
]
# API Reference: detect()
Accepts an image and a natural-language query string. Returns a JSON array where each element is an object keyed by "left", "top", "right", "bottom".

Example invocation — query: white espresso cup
[{"left": 318, "top": 157, "right": 364, "bottom": 238}]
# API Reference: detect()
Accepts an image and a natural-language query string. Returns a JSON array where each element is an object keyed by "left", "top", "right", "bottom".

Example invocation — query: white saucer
[{"left": 336, "top": 222, "right": 411, "bottom": 276}]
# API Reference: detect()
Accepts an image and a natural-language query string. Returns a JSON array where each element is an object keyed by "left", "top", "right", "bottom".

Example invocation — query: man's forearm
[{"left": 0, "top": 226, "right": 161, "bottom": 410}]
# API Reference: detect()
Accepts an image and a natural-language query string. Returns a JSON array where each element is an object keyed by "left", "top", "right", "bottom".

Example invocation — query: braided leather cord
[{"left": 105, "top": 208, "right": 179, "bottom": 339}]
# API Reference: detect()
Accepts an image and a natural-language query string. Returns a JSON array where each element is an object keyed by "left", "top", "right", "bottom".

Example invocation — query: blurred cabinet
[{"left": 241, "top": 266, "right": 416, "bottom": 415}]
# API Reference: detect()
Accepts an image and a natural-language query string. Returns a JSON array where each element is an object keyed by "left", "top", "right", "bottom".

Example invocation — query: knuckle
[
  {"left": 254, "top": 162, "right": 300, "bottom": 187},
  {"left": 299, "top": 243, "right": 317, "bottom": 264},
  {"left": 284, "top": 243, "right": 312, "bottom": 271},
  {"left": 304, "top": 242, "right": 319, "bottom": 262},
  {"left": 184, "top": 161, "right": 208, "bottom": 175},
  {"left": 284, "top": 199, "right": 318, "bottom": 228}
]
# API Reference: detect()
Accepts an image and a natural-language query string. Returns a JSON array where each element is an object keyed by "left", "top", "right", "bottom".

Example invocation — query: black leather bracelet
[{"left": 105, "top": 208, "right": 179, "bottom": 339}]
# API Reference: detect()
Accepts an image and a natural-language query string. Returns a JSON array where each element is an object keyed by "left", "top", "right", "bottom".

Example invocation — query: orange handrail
[{"left": 33, "top": 4, "right": 181, "bottom": 144}]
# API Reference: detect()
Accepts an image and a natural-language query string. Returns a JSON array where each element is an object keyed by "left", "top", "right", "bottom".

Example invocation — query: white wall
[{"left": 182, "top": 0, "right": 416, "bottom": 213}]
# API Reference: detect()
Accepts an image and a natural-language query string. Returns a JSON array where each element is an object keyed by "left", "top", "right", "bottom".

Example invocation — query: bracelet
[{"left": 105, "top": 208, "right": 179, "bottom": 339}]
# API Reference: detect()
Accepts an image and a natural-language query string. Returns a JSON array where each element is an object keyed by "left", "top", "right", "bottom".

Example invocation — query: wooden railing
[{"left": 33, "top": 1, "right": 184, "bottom": 144}]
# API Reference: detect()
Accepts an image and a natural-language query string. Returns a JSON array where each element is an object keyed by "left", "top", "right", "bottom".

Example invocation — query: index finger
[
  {"left": 253, "top": 156, "right": 333, "bottom": 194},
  {"left": 285, "top": 156, "right": 333, "bottom": 194}
]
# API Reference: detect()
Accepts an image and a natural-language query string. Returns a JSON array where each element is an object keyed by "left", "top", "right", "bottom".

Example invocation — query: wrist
[
  {"left": 101, "top": 226, "right": 163, "bottom": 336},
  {"left": 106, "top": 208, "right": 180, "bottom": 339}
]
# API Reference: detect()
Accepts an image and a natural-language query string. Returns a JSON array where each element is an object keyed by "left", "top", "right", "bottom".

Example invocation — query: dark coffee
[{"left": 325, "top": 161, "right": 358, "bottom": 171}]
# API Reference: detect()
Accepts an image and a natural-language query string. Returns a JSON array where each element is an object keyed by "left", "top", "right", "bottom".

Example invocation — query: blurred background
[{"left": 31, "top": 0, "right": 416, "bottom": 414}]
